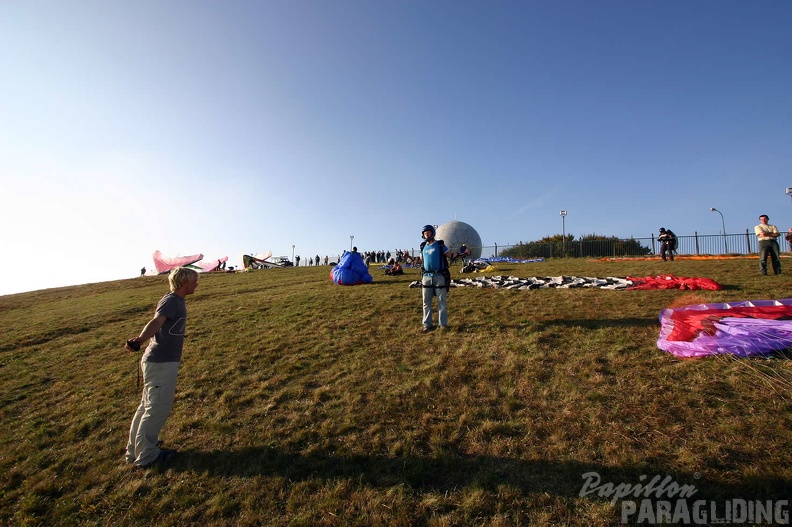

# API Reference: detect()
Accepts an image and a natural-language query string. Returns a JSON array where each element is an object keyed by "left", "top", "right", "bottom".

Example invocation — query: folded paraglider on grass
[
  {"left": 408, "top": 274, "right": 724, "bottom": 291},
  {"left": 657, "top": 299, "right": 792, "bottom": 358},
  {"left": 331, "top": 251, "right": 373, "bottom": 285}
]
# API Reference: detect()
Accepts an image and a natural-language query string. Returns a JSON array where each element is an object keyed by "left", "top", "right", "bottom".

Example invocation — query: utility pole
[{"left": 560, "top": 210, "right": 567, "bottom": 256}]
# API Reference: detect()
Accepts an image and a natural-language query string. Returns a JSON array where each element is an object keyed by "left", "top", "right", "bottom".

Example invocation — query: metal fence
[{"left": 486, "top": 230, "right": 776, "bottom": 259}]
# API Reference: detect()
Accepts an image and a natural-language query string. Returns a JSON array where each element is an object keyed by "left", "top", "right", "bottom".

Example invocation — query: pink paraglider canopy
[
  {"left": 657, "top": 299, "right": 792, "bottom": 358},
  {"left": 152, "top": 250, "right": 204, "bottom": 274},
  {"left": 194, "top": 256, "right": 229, "bottom": 272}
]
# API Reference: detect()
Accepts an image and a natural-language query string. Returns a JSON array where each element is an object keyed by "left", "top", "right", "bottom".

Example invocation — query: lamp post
[
  {"left": 292, "top": 245, "right": 295, "bottom": 265},
  {"left": 350, "top": 235, "right": 354, "bottom": 252},
  {"left": 786, "top": 187, "right": 792, "bottom": 204},
  {"left": 709, "top": 207, "right": 728, "bottom": 253},
  {"left": 560, "top": 210, "right": 567, "bottom": 256}
]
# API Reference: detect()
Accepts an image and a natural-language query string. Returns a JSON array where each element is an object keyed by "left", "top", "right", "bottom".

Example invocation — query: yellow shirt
[{"left": 754, "top": 223, "right": 779, "bottom": 240}]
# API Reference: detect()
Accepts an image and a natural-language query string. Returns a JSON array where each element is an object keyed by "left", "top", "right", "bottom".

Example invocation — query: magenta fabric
[{"left": 657, "top": 299, "right": 792, "bottom": 358}]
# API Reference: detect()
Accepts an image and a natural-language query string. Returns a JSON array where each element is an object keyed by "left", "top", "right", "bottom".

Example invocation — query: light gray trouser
[
  {"left": 421, "top": 273, "right": 448, "bottom": 328},
  {"left": 126, "top": 360, "right": 179, "bottom": 466}
]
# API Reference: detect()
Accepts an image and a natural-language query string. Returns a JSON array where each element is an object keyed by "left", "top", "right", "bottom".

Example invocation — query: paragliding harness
[
  {"left": 668, "top": 231, "right": 678, "bottom": 253},
  {"left": 660, "top": 230, "right": 678, "bottom": 254},
  {"left": 420, "top": 239, "right": 451, "bottom": 291}
]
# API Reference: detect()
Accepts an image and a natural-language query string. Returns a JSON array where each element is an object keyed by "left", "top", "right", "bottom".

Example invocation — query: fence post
[
  {"left": 694, "top": 231, "right": 699, "bottom": 255},
  {"left": 745, "top": 229, "right": 752, "bottom": 254}
]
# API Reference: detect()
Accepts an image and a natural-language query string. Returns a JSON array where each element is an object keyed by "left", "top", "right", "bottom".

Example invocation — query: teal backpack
[{"left": 420, "top": 240, "right": 452, "bottom": 291}]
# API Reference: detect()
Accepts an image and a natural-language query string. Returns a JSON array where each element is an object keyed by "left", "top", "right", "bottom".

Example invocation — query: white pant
[
  {"left": 126, "top": 361, "right": 179, "bottom": 466},
  {"left": 421, "top": 273, "right": 448, "bottom": 328}
]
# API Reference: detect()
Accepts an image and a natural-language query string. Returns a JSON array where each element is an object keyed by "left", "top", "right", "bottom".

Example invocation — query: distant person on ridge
[
  {"left": 755, "top": 215, "right": 781, "bottom": 275},
  {"left": 658, "top": 228, "right": 677, "bottom": 261},
  {"left": 124, "top": 266, "right": 198, "bottom": 468},
  {"left": 418, "top": 224, "right": 452, "bottom": 333}
]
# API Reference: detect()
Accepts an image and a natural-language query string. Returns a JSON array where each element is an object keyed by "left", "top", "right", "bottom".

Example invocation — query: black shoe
[{"left": 138, "top": 449, "right": 178, "bottom": 468}]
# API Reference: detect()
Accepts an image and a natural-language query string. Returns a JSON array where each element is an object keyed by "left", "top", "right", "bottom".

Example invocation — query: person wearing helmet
[
  {"left": 658, "top": 227, "right": 676, "bottom": 261},
  {"left": 418, "top": 224, "right": 453, "bottom": 332}
]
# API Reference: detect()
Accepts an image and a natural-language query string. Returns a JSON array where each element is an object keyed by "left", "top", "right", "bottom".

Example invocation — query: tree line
[{"left": 501, "top": 234, "right": 652, "bottom": 259}]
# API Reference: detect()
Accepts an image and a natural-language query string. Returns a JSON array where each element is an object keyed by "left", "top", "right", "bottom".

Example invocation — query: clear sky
[{"left": 1, "top": 0, "right": 791, "bottom": 295}]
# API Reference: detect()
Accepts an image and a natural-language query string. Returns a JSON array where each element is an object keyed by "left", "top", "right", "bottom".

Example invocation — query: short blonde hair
[{"left": 169, "top": 267, "right": 199, "bottom": 291}]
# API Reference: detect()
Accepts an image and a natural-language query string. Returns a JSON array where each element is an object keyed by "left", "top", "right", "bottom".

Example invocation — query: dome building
[{"left": 435, "top": 220, "right": 482, "bottom": 260}]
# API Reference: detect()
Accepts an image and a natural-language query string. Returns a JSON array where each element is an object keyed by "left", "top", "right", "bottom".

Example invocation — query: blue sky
[{"left": 1, "top": 0, "right": 791, "bottom": 295}]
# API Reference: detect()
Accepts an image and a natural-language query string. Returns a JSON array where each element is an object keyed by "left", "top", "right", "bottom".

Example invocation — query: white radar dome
[{"left": 435, "top": 220, "right": 482, "bottom": 260}]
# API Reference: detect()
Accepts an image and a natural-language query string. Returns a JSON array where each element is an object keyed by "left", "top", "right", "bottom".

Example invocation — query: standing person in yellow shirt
[{"left": 754, "top": 215, "right": 781, "bottom": 275}]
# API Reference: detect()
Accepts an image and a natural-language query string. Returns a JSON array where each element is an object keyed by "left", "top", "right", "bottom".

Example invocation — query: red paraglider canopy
[
  {"left": 627, "top": 275, "right": 723, "bottom": 291},
  {"left": 657, "top": 299, "right": 792, "bottom": 358}
]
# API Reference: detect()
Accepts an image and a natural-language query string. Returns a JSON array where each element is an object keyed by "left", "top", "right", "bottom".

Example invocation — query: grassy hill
[{"left": 1, "top": 258, "right": 790, "bottom": 526}]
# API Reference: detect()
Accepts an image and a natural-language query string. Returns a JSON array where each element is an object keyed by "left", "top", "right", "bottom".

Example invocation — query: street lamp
[
  {"left": 350, "top": 235, "right": 354, "bottom": 252},
  {"left": 560, "top": 210, "right": 567, "bottom": 256},
  {"left": 709, "top": 207, "right": 728, "bottom": 253},
  {"left": 786, "top": 187, "right": 792, "bottom": 204},
  {"left": 292, "top": 245, "right": 295, "bottom": 264}
]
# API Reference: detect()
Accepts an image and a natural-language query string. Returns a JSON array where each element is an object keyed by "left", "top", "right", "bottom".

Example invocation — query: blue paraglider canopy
[{"left": 331, "top": 251, "right": 373, "bottom": 285}]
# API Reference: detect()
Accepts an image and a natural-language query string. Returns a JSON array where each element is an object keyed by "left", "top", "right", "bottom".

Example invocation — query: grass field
[{"left": 1, "top": 257, "right": 790, "bottom": 526}]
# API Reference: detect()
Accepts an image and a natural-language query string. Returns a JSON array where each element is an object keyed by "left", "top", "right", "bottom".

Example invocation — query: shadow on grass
[
  {"left": 441, "top": 318, "right": 657, "bottom": 334},
  {"left": 174, "top": 447, "right": 791, "bottom": 501},
  {"left": 371, "top": 277, "right": 417, "bottom": 286},
  {"left": 534, "top": 318, "right": 660, "bottom": 330},
  {"left": 717, "top": 284, "right": 741, "bottom": 291}
]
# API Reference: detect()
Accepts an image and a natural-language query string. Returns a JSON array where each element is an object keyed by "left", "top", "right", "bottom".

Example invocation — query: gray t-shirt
[{"left": 142, "top": 292, "right": 187, "bottom": 363}]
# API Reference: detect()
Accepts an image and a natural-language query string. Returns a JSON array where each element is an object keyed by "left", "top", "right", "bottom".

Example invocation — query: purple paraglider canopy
[{"left": 657, "top": 299, "right": 792, "bottom": 358}]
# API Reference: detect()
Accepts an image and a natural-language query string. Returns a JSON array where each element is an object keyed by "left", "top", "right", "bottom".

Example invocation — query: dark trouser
[
  {"left": 758, "top": 240, "right": 781, "bottom": 275},
  {"left": 660, "top": 242, "right": 674, "bottom": 261}
]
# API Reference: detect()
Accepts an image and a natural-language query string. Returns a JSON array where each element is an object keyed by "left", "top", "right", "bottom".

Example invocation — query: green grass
[{"left": 1, "top": 258, "right": 791, "bottom": 526}]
